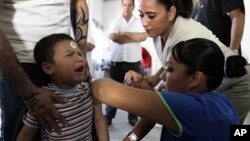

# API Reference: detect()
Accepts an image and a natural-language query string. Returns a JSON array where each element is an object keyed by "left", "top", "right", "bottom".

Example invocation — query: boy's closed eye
[{"left": 65, "top": 52, "right": 74, "bottom": 57}]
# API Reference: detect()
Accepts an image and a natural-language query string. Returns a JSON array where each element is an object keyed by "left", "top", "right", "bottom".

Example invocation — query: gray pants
[{"left": 217, "top": 65, "right": 250, "bottom": 124}]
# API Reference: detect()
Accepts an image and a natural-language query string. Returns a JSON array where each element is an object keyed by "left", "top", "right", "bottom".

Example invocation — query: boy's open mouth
[{"left": 75, "top": 65, "right": 84, "bottom": 73}]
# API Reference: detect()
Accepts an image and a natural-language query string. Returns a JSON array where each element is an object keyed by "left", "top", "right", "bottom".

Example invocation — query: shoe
[
  {"left": 104, "top": 115, "right": 112, "bottom": 125},
  {"left": 129, "top": 119, "right": 138, "bottom": 126}
]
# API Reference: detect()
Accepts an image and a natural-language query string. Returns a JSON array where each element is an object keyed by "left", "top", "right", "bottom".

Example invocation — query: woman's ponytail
[{"left": 225, "top": 55, "right": 247, "bottom": 78}]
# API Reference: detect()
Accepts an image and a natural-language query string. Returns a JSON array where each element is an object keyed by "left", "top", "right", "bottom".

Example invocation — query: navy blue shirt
[
  {"left": 158, "top": 91, "right": 239, "bottom": 141},
  {"left": 192, "top": 0, "right": 245, "bottom": 47}
]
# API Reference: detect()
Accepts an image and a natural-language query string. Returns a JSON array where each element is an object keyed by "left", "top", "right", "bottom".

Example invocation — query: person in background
[
  {"left": 86, "top": 21, "right": 96, "bottom": 78},
  {"left": 105, "top": 0, "right": 147, "bottom": 126},
  {"left": 86, "top": 19, "right": 99, "bottom": 141},
  {"left": 141, "top": 47, "right": 152, "bottom": 76},
  {"left": 192, "top": 0, "right": 245, "bottom": 52},
  {"left": 135, "top": 0, "right": 250, "bottom": 124},
  {"left": 91, "top": 38, "right": 247, "bottom": 141},
  {"left": 16, "top": 33, "right": 109, "bottom": 141},
  {"left": 0, "top": 0, "right": 89, "bottom": 140}
]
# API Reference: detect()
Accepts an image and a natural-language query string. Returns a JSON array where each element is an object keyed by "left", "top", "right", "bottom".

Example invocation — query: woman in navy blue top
[{"left": 91, "top": 38, "right": 247, "bottom": 141}]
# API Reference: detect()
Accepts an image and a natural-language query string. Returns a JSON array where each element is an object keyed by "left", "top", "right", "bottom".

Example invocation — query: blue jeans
[{"left": 0, "top": 63, "right": 50, "bottom": 141}]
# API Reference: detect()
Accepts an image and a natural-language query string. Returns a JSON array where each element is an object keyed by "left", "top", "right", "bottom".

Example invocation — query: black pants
[
  {"left": 105, "top": 61, "right": 141, "bottom": 121},
  {"left": 0, "top": 63, "right": 50, "bottom": 141}
]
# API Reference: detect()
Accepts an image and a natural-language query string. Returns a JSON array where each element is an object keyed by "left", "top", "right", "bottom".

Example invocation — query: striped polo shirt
[{"left": 23, "top": 82, "right": 94, "bottom": 140}]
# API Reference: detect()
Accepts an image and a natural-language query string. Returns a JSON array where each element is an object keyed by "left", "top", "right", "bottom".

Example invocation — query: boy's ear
[
  {"left": 41, "top": 62, "right": 54, "bottom": 75},
  {"left": 189, "top": 71, "right": 205, "bottom": 88},
  {"left": 168, "top": 6, "right": 177, "bottom": 22}
]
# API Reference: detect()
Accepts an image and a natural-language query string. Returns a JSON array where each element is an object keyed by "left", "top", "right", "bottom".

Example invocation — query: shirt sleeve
[
  {"left": 221, "top": 0, "right": 245, "bottom": 15},
  {"left": 157, "top": 91, "right": 208, "bottom": 137},
  {"left": 108, "top": 18, "right": 119, "bottom": 35}
]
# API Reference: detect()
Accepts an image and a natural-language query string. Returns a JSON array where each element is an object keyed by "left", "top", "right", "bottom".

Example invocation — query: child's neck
[{"left": 52, "top": 82, "right": 78, "bottom": 90}]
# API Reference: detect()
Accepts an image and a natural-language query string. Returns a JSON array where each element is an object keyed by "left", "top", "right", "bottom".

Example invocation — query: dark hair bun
[{"left": 226, "top": 55, "right": 247, "bottom": 78}]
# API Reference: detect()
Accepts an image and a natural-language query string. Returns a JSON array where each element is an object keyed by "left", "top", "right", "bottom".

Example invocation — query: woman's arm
[
  {"left": 91, "top": 78, "right": 177, "bottom": 132},
  {"left": 123, "top": 119, "right": 155, "bottom": 141},
  {"left": 228, "top": 8, "right": 245, "bottom": 50}
]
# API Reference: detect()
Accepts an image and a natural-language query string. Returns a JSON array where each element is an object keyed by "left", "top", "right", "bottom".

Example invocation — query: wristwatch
[{"left": 128, "top": 131, "right": 139, "bottom": 141}]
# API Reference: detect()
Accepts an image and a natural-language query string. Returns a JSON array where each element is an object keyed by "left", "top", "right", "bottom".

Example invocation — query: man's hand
[{"left": 22, "top": 87, "right": 68, "bottom": 134}]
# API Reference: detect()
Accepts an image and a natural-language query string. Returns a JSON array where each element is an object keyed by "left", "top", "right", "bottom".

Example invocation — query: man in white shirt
[{"left": 105, "top": 0, "right": 147, "bottom": 126}]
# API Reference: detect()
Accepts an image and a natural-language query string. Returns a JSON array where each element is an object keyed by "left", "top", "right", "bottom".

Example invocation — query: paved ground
[
  {"left": 1, "top": 104, "right": 249, "bottom": 141},
  {"left": 105, "top": 107, "right": 161, "bottom": 141}
]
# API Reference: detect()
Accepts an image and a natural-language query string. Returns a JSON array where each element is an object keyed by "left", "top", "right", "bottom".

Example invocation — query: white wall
[
  {"left": 242, "top": 0, "right": 250, "bottom": 63},
  {"left": 103, "top": 1, "right": 121, "bottom": 32},
  {"left": 90, "top": 0, "right": 103, "bottom": 25}
]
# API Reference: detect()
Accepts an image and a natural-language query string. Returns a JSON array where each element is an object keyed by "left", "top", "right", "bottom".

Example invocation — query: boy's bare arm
[
  {"left": 16, "top": 125, "right": 38, "bottom": 141},
  {"left": 94, "top": 101, "right": 109, "bottom": 141}
]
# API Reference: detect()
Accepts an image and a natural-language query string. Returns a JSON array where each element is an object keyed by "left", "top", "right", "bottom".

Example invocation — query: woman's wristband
[{"left": 127, "top": 131, "right": 139, "bottom": 141}]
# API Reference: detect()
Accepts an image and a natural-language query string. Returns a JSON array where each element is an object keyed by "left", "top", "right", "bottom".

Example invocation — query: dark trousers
[
  {"left": 105, "top": 61, "right": 141, "bottom": 121},
  {"left": 0, "top": 63, "right": 50, "bottom": 141}
]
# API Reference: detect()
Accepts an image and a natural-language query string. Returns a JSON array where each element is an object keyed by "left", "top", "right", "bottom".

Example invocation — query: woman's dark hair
[
  {"left": 225, "top": 56, "right": 247, "bottom": 78},
  {"left": 33, "top": 33, "right": 74, "bottom": 86},
  {"left": 157, "top": 0, "right": 193, "bottom": 18},
  {"left": 172, "top": 38, "right": 247, "bottom": 91}
]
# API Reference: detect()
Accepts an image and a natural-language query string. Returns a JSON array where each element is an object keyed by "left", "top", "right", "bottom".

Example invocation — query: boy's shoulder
[{"left": 79, "top": 82, "right": 91, "bottom": 94}]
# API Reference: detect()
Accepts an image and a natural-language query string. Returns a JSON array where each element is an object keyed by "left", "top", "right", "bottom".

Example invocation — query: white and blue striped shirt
[{"left": 23, "top": 82, "right": 94, "bottom": 141}]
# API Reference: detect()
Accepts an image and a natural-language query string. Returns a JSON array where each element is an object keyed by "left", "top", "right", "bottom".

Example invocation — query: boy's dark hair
[
  {"left": 33, "top": 33, "right": 74, "bottom": 86},
  {"left": 34, "top": 33, "right": 74, "bottom": 66},
  {"left": 172, "top": 38, "right": 247, "bottom": 91}
]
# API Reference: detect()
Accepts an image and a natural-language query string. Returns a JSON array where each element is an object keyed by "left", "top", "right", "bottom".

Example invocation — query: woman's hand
[
  {"left": 134, "top": 79, "right": 154, "bottom": 90},
  {"left": 124, "top": 70, "right": 143, "bottom": 86},
  {"left": 124, "top": 70, "right": 153, "bottom": 90},
  {"left": 144, "top": 74, "right": 161, "bottom": 87}
]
